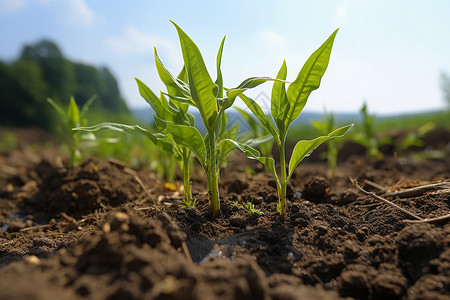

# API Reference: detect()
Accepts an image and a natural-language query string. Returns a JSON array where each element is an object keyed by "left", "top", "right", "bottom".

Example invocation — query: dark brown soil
[{"left": 0, "top": 127, "right": 449, "bottom": 299}]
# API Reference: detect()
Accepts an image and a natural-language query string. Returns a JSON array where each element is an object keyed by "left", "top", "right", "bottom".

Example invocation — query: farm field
[{"left": 0, "top": 125, "right": 448, "bottom": 300}]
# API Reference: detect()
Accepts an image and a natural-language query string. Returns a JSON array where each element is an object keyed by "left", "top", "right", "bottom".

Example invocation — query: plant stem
[
  {"left": 181, "top": 149, "right": 192, "bottom": 205},
  {"left": 277, "top": 138, "right": 287, "bottom": 215},
  {"left": 206, "top": 130, "right": 220, "bottom": 216}
]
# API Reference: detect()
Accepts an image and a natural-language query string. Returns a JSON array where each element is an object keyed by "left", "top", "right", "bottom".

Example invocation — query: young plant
[
  {"left": 48, "top": 95, "right": 96, "bottom": 167},
  {"left": 237, "top": 29, "right": 353, "bottom": 215},
  {"left": 232, "top": 201, "right": 264, "bottom": 215},
  {"left": 75, "top": 75, "right": 197, "bottom": 207},
  {"left": 312, "top": 110, "right": 344, "bottom": 178},
  {"left": 149, "top": 21, "right": 277, "bottom": 215},
  {"left": 353, "top": 102, "right": 391, "bottom": 159}
]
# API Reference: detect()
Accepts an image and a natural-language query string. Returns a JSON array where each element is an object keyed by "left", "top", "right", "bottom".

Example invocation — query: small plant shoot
[
  {"left": 149, "top": 21, "right": 278, "bottom": 216},
  {"left": 237, "top": 29, "right": 353, "bottom": 215},
  {"left": 312, "top": 110, "right": 344, "bottom": 178},
  {"left": 48, "top": 96, "right": 96, "bottom": 167},
  {"left": 232, "top": 201, "right": 264, "bottom": 215}
]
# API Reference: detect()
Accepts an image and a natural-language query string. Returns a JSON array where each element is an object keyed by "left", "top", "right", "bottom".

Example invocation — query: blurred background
[{"left": 1, "top": 0, "right": 450, "bottom": 131}]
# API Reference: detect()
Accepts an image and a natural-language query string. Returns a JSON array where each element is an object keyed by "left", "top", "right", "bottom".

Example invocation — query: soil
[{"left": 0, "top": 127, "right": 449, "bottom": 300}]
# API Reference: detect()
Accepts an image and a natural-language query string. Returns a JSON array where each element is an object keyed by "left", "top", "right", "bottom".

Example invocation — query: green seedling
[
  {"left": 232, "top": 201, "right": 264, "bottom": 215},
  {"left": 75, "top": 76, "right": 197, "bottom": 207},
  {"left": 399, "top": 122, "right": 434, "bottom": 152},
  {"left": 48, "top": 95, "right": 96, "bottom": 167},
  {"left": 353, "top": 102, "right": 391, "bottom": 159},
  {"left": 312, "top": 110, "right": 344, "bottom": 178},
  {"left": 237, "top": 29, "right": 353, "bottom": 215},
  {"left": 147, "top": 21, "right": 278, "bottom": 216}
]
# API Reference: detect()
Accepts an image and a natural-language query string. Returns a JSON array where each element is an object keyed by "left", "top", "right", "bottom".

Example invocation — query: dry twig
[
  {"left": 350, "top": 178, "right": 423, "bottom": 220},
  {"left": 384, "top": 182, "right": 450, "bottom": 198},
  {"left": 351, "top": 178, "right": 450, "bottom": 224}
]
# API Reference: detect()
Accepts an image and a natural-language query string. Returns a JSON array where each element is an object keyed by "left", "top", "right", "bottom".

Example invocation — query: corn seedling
[
  {"left": 312, "top": 110, "right": 344, "bottom": 178},
  {"left": 236, "top": 29, "right": 353, "bottom": 215},
  {"left": 147, "top": 21, "right": 278, "bottom": 215},
  {"left": 353, "top": 102, "right": 391, "bottom": 159},
  {"left": 48, "top": 96, "right": 96, "bottom": 167}
]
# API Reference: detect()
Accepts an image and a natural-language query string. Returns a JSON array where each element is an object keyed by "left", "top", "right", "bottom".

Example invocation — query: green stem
[
  {"left": 181, "top": 149, "right": 193, "bottom": 205},
  {"left": 277, "top": 138, "right": 287, "bottom": 215},
  {"left": 206, "top": 130, "right": 220, "bottom": 216}
]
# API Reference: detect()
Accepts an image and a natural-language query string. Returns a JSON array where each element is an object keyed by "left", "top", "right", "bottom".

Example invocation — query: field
[{"left": 0, "top": 122, "right": 449, "bottom": 299}]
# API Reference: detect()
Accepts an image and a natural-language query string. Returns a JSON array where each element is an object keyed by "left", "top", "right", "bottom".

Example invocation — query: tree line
[{"left": 0, "top": 39, "right": 129, "bottom": 130}]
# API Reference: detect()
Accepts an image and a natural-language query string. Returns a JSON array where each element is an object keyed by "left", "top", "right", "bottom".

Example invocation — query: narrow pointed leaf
[
  {"left": 288, "top": 123, "right": 352, "bottom": 179},
  {"left": 67, "top": 96, "right": 80, "bottom": 128},
  {"left": 80, "top": 95, "right": 97, "bottom": 118},
  {"left": 216, "top": 36, "right": 226, "bottom": 98},
  {"left": 221, "top": 139, "right": 279, "bottom": 185},
  {"left": 47, "top": 98, "right": 67, "bottom": 121},
  {"left": 235, "top": 107, "right": 259, "bottom": 133},
  {"left": 135, "top": 78, "right": 176, "bottom": 119},
  {"left": 238, "top": 94, "right": 279, "bottom": 143},
  {"left": 286, "top": 29, "right": 338, "bottom": 129},
  {"left": 154, "top": 116, "right": 206, "bottom": 167},
  {"left": 154, "top": 48, "right": 190, "bottom": 98},
  {"left": 225, "top": 77, "right": 282, "bottom": 110},
  {"left": 171, "top": 21, "right": 218, "bottom": 130},
  {"left": 271, "top": 61, "right": 289, "bottom": 133},
  {"left": 74, "top": 122, "right": 176, "bottom": 155}
]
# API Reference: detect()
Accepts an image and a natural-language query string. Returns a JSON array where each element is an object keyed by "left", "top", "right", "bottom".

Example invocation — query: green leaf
[
  {"left": 171, "top": 21, "right": 218, "bottom": 130},
  {"left": 220, "top": 138, "right": 279, "bottom": 187},
  {"left": 135, "top": 78, "right": 175, "bottom": 119},
  {"left": 286, "top": 29, "right": 338, "bottom": 129},
  {"left": 235, "top": 107, "right": 258, "bottom": 134},
  {"left": 47, "top": 98, "right": 67, "bottom": 122},
  {"left": 288, "top": 123, "right": 352, "bottom": 179},
  {"left": 80, "top": 95, "right": 97, "bottom": 118},
  {"left": 154, "top": 48, "right": 191, "bottom": 99},
  {"left": 238, "top": 94, "right": 280, "bottom": 144},
  {"left": 67, "top": 96, "right": 80, "bottom": 128},
  {"left": 216, "top": 36, "right": 226, "bottom": 98},
  {"left": 74, "top": 122, "right": 176, "bottom": 155},
  {"left": 271, "top": 61, "right": 289, "bottom": 134},
  {"left": 154, "top": 116, "right": 207, "bottom": 168}
]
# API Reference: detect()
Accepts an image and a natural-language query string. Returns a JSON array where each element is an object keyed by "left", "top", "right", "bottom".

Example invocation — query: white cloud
[
  {"left": 335, "top": 0, "right": 352, "bottom": 27},
  {"left": 259, "top": 29, "right": 289, "bottom": 54},
  {"left": 106, "top": 26, "right": 180, "bottom": 67},
  {"left": 63, "top": 0, "right": 94, "bottom": 27},
  {"left": 36, "top": 0, "right": 94, "bottom": 27},
  {"left": 0, "top": 0, "right": 27, "bottom": 14}
]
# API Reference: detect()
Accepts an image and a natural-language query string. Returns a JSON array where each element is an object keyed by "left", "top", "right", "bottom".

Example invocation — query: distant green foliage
[{"left": 0, "top": 39, "right": 128, "bottom": 131}]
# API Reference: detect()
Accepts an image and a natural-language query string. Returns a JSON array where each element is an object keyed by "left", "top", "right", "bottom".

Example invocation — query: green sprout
[
  {"left": 353, "top": 102, "right": 391, "bottom": 160},
  {"left": 236, "top": 29, "right": 353, "bottom": 215},
  {"left": 47, "top": 95, "right": 96, "bottom": 167},
  {"left": 312, "top": 110, "right": 344, "bottom": 178},
  {"left": 232, "top": 201, "right": 264, "bottom": 215},
  {"left": 76, "top": 21, "right": 275, "bottom": 215},
  {"left": 146, "top": 21, "right": 277, "bottom": 216}
]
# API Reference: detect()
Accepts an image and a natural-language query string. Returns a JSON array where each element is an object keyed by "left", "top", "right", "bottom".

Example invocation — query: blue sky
[{"left": 1, "top": 0, "right": 450, "bottom": 115}]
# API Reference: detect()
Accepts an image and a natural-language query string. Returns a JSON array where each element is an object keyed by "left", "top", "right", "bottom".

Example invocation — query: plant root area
[{"left": 0, "top": 128, "right": 449, "bottom": 300}]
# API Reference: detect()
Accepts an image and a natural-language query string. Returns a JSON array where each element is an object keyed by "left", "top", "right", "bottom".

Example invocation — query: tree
[
  {"left": 0, "top": 61, "right": 55, "bottom": 129},
  {"left": 20, "top": 40, "right": 75, "bottom": 102}
]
